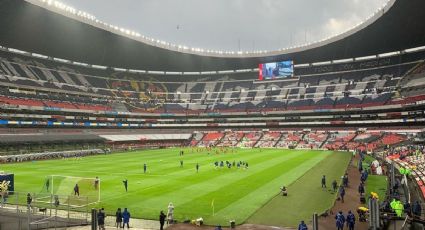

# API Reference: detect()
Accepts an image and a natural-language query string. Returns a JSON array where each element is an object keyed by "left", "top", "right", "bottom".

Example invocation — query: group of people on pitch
[
  {"left": 214, "top": 160, "right": 248, "bottom": 169},
  {"left": 321, "top": 174, "right": 349, "bottom": 203}
]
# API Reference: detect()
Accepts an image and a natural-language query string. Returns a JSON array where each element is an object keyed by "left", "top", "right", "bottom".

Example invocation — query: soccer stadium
[{"left": 0, "top": 0, "right": 424, "bottom": 229}]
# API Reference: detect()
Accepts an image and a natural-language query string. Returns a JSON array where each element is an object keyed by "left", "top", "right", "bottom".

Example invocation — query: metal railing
[{"left": 0, "top": 191, "right": 90, "bottom": 230}]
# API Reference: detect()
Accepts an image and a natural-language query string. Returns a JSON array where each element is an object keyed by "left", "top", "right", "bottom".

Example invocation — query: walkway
[{"left": 318, "top": 154, "right": 369, "bottom": 229}]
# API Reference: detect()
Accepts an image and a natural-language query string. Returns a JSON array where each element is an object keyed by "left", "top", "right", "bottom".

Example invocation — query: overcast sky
[{"left": 59, "top": 0, "right": 388, "bottom": 51}]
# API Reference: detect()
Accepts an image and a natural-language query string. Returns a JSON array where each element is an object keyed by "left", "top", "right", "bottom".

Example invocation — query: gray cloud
[{"left": 60, "top": 0, "right": 388, "bottom": 51}]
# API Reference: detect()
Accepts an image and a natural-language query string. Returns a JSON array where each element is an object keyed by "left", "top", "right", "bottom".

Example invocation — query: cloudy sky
[{"left": 60, "top": 0, "right": 388, "bottom": 51}]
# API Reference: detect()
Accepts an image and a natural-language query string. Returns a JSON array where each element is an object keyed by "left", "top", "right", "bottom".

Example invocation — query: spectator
[
  {"left": 159, "top": 210, "right": 166, "bottom": 230},
  {"left": 167, "top": 202, "right": 174, "bottom": 224},
  {"left": 413, "top": 201, "right": 422, "bottom": 217},
  {"left": 335, "top": 211, "right": 345, "bottom": 230},
  {"left": 358, "top": 182, "right": 365, "bottom": 195},
  {"left": 122, "top": 208, "right": 131, "bottom": 229},
  {"left": 339, "top": 186, "right": 345, "bottom": 203},
  {"left": 346, "top": 210, "right": 355, "bottom": 230},
  {"left": 321, "top": 175, "right": 326, "bottom": 188},
  {"left": 115, "top": 208, "right": 123, "bottom": 228},
  {"left": 298, "top": 220, "right": 308, "bottom": 230},
  {"left": 97, "top": 208, "right": 105, "bottom": 230}
]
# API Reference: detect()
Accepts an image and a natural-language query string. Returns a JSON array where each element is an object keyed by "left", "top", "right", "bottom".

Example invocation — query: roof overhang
[{"left": 0, "top": 0, "right": 424, "bottom": 71}]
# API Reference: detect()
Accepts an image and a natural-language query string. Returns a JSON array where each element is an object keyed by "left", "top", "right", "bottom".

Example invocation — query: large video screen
[{"left": 258, "top": 60, "right": 294, "bottom": 80}]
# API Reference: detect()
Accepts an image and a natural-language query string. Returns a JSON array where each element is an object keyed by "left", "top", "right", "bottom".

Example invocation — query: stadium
[{"left": 0, "top": 0, "right": 424, "bottom": 229}]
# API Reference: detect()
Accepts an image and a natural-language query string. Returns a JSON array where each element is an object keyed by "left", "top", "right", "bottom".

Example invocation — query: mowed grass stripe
[
  {"left": 178, "top": 151, "right": 328, "bottom": 225},
  {"left": 207, "top": 151, "right": 330, "bottom": 225},
  {"left": 117, "top": 150, "right": 306, "bottom": 216},
  {"left": 247, "top": 151, "right": 351, "bottom": 227}
]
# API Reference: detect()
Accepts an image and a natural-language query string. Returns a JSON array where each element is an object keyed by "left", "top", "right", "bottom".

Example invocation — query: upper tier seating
[{"left": 0, "top": 49, "right": 424, "bottom": 114}]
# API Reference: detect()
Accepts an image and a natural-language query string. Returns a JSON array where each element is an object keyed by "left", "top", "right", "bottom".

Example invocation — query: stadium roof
[{"left": 0, "top": 0, "right": 424, "bottom": 72}]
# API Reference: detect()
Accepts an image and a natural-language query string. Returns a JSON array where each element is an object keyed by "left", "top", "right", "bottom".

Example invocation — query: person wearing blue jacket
[
  {"left": 298, "top": 220, "right": 308, "bottom": 230},
  {"left": 335, "top": 211, "right": 345, "bottom": 230},
  {"left": 346, "top": 210, "right": 355, "bottom": 230},
  {"left": 122, "top": 208, "right": 131, "bottom": 229}
]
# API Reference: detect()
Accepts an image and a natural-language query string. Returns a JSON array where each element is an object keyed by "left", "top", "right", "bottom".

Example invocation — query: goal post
[{"left": 41, "top": 175, "right": 101, "bottom": 206}]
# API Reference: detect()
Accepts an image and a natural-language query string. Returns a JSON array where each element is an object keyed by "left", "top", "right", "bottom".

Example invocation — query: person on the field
[
  {"left": 74, "top": 184, "right": 80, "bottom": 196},
  {"left": 115, "top": 208, "right": 123, "bottom": 228},
  {"left": 335, "top": 211, "right": 345, "bottom": 230},
  {"left": 45, "top": 179, "right": 50, "bottom": 192},
  {"left": 123, "top": 179, "right": 128, "bottom": 192},
  {"left": 180, "top": 160, "right": 183, "bottom": 168},
  {"left": 281, "top": 186, "right": 288, "bottom": 196},
  {"left": 298, "top": 220, "right": 308, "bottom": 230},
  {"left": 143, "top": 163, "right": 147, "bottom": 173},
  {"left": 122, "top": 208, "right": 131, "bottom": 229},
  {"left": 26, "top": 193, "right": 32, "bottom": 209},
  {"left": 339, "top": 186, "right": 345, "bottom": 203},
  {"left": 167, "top": 202, "right": 174, "bottom": 224},
  {"left": 159, "top": 210, "right": 166, "bottom": 230},
  {"left": 97, "top": 208, "right": 106, "bottom": 230},
  {"left": 346, "top": 210, "right": 355, "bottom": 230},
  {"left": 343, "top": 173, "right": 349, "bottom": 187},
  {"left": 94, "top": 176, "right": 100, "bottom": 190},
  {"left": 332, "top": 180, "right": 338, "bottom": 193},
  {"left": 53, "top": 195, "right": 60, "bottom": 207},
  {"left": 196, "top": 163, "right": 199, "bottom": 173},
  {"left": 321, "top": 175, "right": 326, "bottom": 188}
]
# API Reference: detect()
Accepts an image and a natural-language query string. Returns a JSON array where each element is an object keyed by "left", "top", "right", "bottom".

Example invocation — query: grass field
[
  {"left": 357, "top": 154, "right": 388, "bottom": 200},
  {"left": 1, "top": 148, "right": 351, "bottom": 227},
  {"left": 366, "top": 175, "right": 388, "bottom": 200}
]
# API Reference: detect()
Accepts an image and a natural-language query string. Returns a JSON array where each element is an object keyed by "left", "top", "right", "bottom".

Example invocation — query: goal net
[{"left": 36, "top": 175, "right": 100, "bottom": 207}]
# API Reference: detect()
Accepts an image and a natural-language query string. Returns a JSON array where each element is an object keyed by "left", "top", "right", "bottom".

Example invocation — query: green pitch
[{"left": 1, "top": 148, "right": 351, "bottom": 227}]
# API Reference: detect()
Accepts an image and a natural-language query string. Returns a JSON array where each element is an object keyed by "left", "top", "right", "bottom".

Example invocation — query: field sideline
[{"left": 1, "top": 148, "right": 351, "bottom": 227}]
